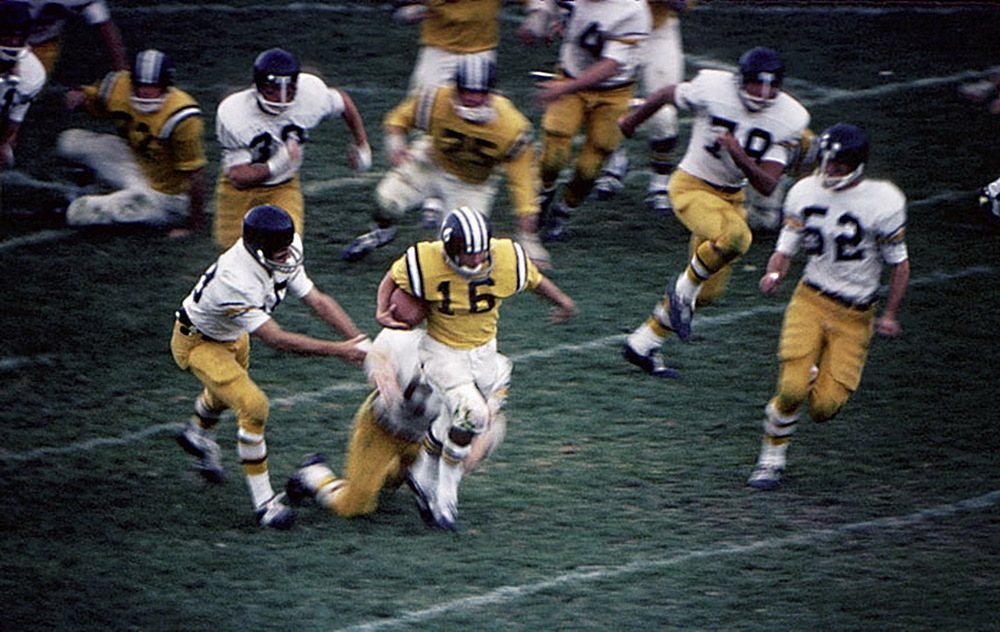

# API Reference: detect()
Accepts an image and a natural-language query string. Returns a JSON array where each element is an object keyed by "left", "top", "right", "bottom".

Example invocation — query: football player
[
  {"left": 0, "top": 0, "right": 46, "bottom": 169},
  {"left": 342, "top": 56, "right": 550, "bottom": 268},
  {"left": 532, "top": 0, "right": 651, "bottom": 241},
  {"left": 620, "top": 46, "right": 810, "bottom": 377},
  {"left": 284, "top": 327, "right": 446, "bottom": 520},
  {"left": 59, "top": 49, "right": 206, "bottom": 235},
  {"left": 213, "top": 48, "right": 371, "bottom": 250},
  {"left": 23, "top": 0, "right": 127, "bottom": 74},
  {"left": 747, "top": 124, "right": 910, "bottom": 490},
  {"left": 592, "top": 0, "right": 695, "bottom": 216},
  {"left": 171, "top": 205, "right": 370, "bottom": 529},
  {"left": 375, "top": 206, "right": 575, "bottom": 530}
]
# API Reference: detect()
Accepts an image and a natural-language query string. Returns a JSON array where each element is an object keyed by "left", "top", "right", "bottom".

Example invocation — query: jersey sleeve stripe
[
  {"left": 405, "top": 245, "right": 424, "bottom": 299},
  {"left": 415, "top": 87, "right": 436, "bottom": 132},
  {"left": 513, "top": 241, "right": 528, "bottom": 292},
  {"left": 159, "top": 104, "right": 203, "bottom": 140}
]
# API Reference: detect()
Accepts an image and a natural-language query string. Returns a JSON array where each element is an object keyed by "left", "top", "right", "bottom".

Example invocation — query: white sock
[{"left": 627, "top": 322, "right": 665, "bottom": 355}]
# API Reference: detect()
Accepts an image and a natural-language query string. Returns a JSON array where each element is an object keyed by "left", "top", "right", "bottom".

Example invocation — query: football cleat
[
  {"left": 420, "top": 197, "right": 444, "bottom": 229},
  {"left": 646, "top": 190, "right": 673, "bottom": 216},
  {"left": 622, "top": 343, "right": 679, "bottom": 378},
  {"left": 665, "top": 277, "right": 694, "bottom": 341},
  {"left": 958, "top": 79, "right": 998, "bottom": 104},
  {"left": 255, "top": 493, "right": 296, "bottom": 529},
  {"left": 405, "top": 473, "right": 437, "bottom": 528},
  {"left": 747, "top": 463, "right": 783, "bottom": 490},
  {"left": 541, "top": 200, "right": 571, "bottom": 242},
  {"left": 591, "top": 173, "right": 624, "bottom": 201},
  {"left": 341, "top": 226, "right": 398, "bottom": 261},
  {"left": 285, "top": 453, "right": 328, "bottom": 506},
  {"left": 978, "top": 178, "right": 1000, "bottom": 219},
  {"left": 176, "top": 419, "right": 224, "bottom": 484}
]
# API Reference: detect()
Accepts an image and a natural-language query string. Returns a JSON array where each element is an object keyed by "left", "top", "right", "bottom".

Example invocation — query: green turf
[{"left": 1, "top": 2, "right": 999, "bottom": 631}]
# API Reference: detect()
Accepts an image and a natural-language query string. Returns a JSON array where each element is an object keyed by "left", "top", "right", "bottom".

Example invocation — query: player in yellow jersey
[
  {"left": 343, "top": 56, "right": 551, "bottom": 269},
  {"left": 375, "top": 206, "right": 575, "bottom": 529},
  {"left": 59, "top": 49, "right": 206, "bottom": 236}
]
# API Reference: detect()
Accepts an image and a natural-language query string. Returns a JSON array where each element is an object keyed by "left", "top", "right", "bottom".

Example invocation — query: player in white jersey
[
  {"left": 213, "top": 48, "right": 371, "bottom": 250},
  {"left": 620, "top": 46, "right": 810, "bottom": 378},
  {"left": 532, "top": 0, "right": 651, "bottom": 241},
  {"left": 171, "top": 205, "right": 370, "bottom": 529},
  {"left": 593, "top": 0, "right": 694, "bottom": 215},
  {"left": 747, "top": 124, "right": 910, "bottom": 490},
  {"left": 23, "top": 0, "right": 127, "bottom": 74},
  {"left": 0, "top": 1, "right": 46, "bottom": 169}
]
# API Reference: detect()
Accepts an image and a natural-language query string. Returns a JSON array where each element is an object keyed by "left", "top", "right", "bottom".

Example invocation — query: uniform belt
[
  {"left": 804, "top": 281, "right": 874, "bottom": 311},
  {"left": 559, "top": 68, "right": 635, "bottom": 92},
  {"left": 176, "top": 308, "right": 221, "bottom": 342},
  {"left": 705, "top": 180, "right": 743, "bottom": 195}
]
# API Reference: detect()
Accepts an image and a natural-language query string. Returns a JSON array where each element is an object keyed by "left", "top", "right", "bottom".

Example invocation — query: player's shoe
[
  {"left": 646, "top": 189, "right": 673, "bottom": 216},
  {"left": 176, "top": 419, "right": 224, "bottom": 484},
  {"left": 958, "top": 79, "right": 998, "bottom": 103},
  {"left": 977, "top": 179, "right": 1000, "bottom": 219},
  {"left": 255, "top": 493, "right": 296, "bottom": 529},
  {"left": 747, "top": 462, "right": 783, "bottom": 490},
  {"left": 405, "top": 473, "right": 437, "bottom": 528},
  {"left": 665, "top": 277, "right": 694, "bottom": 341},
  {"left": 622, "top": 343, "right": 679, "bottom": 378},
  {"left": 341, "top": 226, "right": 398, "bottom": 261},
  {"left": 542, "top": 199, "right": 572, "bottom": 242},
  {"left": 285, "top": 453, "right": 328, "bottom": 506},
  {"left": 420, "top": 197, "right": 444, "bottom": 229},
  {"left": 591, "top": 173, "right": 624, "bottom": 201}
]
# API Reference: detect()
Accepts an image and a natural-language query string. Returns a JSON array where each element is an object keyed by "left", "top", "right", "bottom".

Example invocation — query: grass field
[{"left": 1, "top": 2, "right": 999, "bottom": 630}]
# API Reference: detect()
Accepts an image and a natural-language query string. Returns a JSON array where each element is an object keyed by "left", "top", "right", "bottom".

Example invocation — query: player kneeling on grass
[
  {"left": 170, "top": 204, "right": 369, "bottom": 529},
  {"left": 372, "top": 206, "right": 575, "bottom": 530},
  {"left": 747, "top": 124, "right": 910, "bottom": 490}
]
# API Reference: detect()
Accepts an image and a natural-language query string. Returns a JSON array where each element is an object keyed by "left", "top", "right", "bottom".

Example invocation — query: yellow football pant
[
  {"left": 670, "top": 169, "right": 752, "bottom": 301},
  {"left": 323, "top": 393, "right": 422, "bottom": 518},
  {"left": 31, "top": 39, "right": 60, "bottom": 75},
  {"left": 170, "top": 322, "right": 270, "bottom": 475},
  {"left": 540, "top": 82, "right": 633, "bottom": 207},
  {"left": 213, "top": 175, "right": 304, "bottom": 251},
  {"left": 772, "top": 281, "right": 875, "bottom": 423}
]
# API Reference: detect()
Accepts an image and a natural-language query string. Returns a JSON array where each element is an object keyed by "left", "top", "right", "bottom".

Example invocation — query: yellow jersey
[
  {"left": 82, "top": 71, "right": 206, "bottom": 195},
  {"left": 649, "top": 1, "right": 695, "bottom": 29},
  {"left": 390, "top": 238, "right": 543, "bottom": 349},
  {"left": 420, "top": 0, "right": 504, "bottom": 53},
  {"left": 385, "top": 84, "right": 538, "bottom": 214}
]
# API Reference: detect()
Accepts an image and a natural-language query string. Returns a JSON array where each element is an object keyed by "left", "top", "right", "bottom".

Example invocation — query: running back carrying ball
[{"left": 390, "top": 286, "right": 427, "bottom": 327}]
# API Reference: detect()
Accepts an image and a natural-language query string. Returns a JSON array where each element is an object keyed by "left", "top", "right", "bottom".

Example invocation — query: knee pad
[
  {"left": 540, "top": 132, "right": 573, "bottom": 184},
  {"left": 715, "top": 220, "right": 753, "bottom": 259},
  {"left": 808, "top": 381, "right": 851, "bottom": 423}
]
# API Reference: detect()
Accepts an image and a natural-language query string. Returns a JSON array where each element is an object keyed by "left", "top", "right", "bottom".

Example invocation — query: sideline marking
[
  {"left": 0, "top": 265, "right": 990, "bottom": 464},
  {"left": 333, "top": 489, "right": 1000, "bottom": 632}
]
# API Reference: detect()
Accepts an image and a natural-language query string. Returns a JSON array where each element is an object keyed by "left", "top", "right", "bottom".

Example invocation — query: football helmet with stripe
[{"left": 440, "top": 206, "right": 493, "bottom": 277}]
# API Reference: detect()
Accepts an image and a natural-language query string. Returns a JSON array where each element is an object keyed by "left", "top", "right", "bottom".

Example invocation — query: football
[{"left": 390, "top": 287, "right": 427, "bottom": 327}]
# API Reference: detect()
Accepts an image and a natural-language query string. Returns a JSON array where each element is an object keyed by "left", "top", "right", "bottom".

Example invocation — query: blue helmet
[
  {"left": 252, "top": 48, "right": 299, "bottom": 114},
  {"left": 0, "top": 1, "right": 31, "bottom": 66},
  {"left": 737, "top": 47, "right": 785, "bottom": 111},
  {"left": 818, "top": 123, "right": 869, "bottom": 190},
  {"left": 242, "top": 205, "right": 303, "bottom": 273},
  {"left": 455, "top": 56, "right": 496, "bottom": 93},
  {"left": 440, "top": 206, "right": 492, "bottom": 276},
  {"left": 130, "top": 49, "right": 174, "bottom": 114}
]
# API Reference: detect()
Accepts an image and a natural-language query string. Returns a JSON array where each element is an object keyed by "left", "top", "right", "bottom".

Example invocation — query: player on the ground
[
  {"left": 746, "top": 123, "right": 910, "bottom": 490},
  {"left": 0, "top": 1, "right": 46, "bottom": 169}
]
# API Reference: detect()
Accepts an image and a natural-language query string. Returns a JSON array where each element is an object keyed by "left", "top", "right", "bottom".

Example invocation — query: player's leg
[
  {"left": 808, "top": 303, "right": 874, "bottom": 423},
  {"left": 641, "top": 17, "right": 684, "bottom": 215}
]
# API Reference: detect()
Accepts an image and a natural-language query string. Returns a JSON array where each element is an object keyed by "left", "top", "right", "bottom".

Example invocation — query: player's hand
[
  {"left": 618, "top": 114, "right": 637, "bottom": 139},
  {"left": 64, "top": 89, "right": 86, "bottom": 110},
  {"left": 376, "top": 306, "right": 413, "bottom": 330},
  {"left": 338, "top": 334, "right": 370, "bottom": 364},
  {"left": 285, "top": 136, "right": 303, "bottom": 169},
  {"left": 348, "top": 141, "right": 372, "bottom": 172},
  {"left": 759, "top": 271, "right": 781, "bottom": 296},
  {"left": 535, "top": 80, "right": 568, "bottom": 108},
  {"left": 550, "top": 301, "right": 576, "bottom": 324},
  {"left": 875, "top": 315, "right": 902, "bottom": 338},
  {"left": 0, "top": 143, "right": 14, "bottom": 168}
]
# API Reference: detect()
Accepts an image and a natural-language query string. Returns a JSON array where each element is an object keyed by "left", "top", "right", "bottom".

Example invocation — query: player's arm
[
  {"left": 251, "top": 317, "right": 367, "bottom": 364},
  {"left": 168, "top": 167, "right": 206, "bottom": 238},
  {"left": 532, "top": 277, "right": 576, "bottom": 323},
  {"left": 0, "top": 119, "right": 19, "bottom": 168},
  {"left": 301, "top": 286, "right": 366, "bottom": 341},
  {"left": 225, "top": 136, "right": 302, "bottom": 190},
  {"left": 875, "top": 258, "right": 909, "bottom": 338},
  {"left": 96, "top": 19, "right": 128, "bottom": 71},
  {"left": 535, "top": 57, "right": 622, "bottom": 108},
  {"left": 716, "top": 130, "right": 784, "bottom": 196},
  {"left": 335, "top": 88, "right": 372, "bottom": 172},
  {"left": 620, "top": 84, "right": 677, "bottom": 137},
  {"left": 375, "top": 272, "right": 413, "bottom": 330}
]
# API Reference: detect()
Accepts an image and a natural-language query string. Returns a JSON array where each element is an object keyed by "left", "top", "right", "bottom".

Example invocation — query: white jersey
[
  {"left": 1, "top": 50, "right": 46, "bottom": 124},
  {"left": 179, "top": 234, "right": 315, "bottom": 341},
  {"left": 777, "top": 175, "right": 908, "bottom": 305},
  {"left": 560, "top": 0, "right": 651, "bottom": 89},
  {"left": 366, "top": 328, "right": 444, "bottom": 442},
  {"left": 674, "top": 69, "right": 810, "bottom": 189},
  {"left": 216, "top": 74, "right": 346, "bottom": 185},
  {"left": 25, "top": 0, "right": 111, "bottom": 45}
]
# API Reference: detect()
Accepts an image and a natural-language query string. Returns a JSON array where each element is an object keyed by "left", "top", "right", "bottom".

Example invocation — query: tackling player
[
  {"left": 59, "top": 49, "right": 206, "bottom": 235},
  {"left": 620, "top": 46, "right": 810, "bottom": 377},
  {"left": 23, "top": 0, "right": 127, "bottom": 74},
  {"left": 375, "top": 206, "right": 575, "bottom": 530},
  {"left": 213, "top": 48, "right": 371, "bottom": 250},
  {"left": 171, "top": 205, "right": 369, "bottom": 529},
  {"left": 0, "top": 0, "right": 46, "bottom": 169},
  {"left": 747, "top": 124, "right": 910, "bottom": 490},
  {"left": 342, "top": 56, "right": 550, "bottom": 269},
  {"left": 532, "top": 0, "right": 651, "bottom": 241}
]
